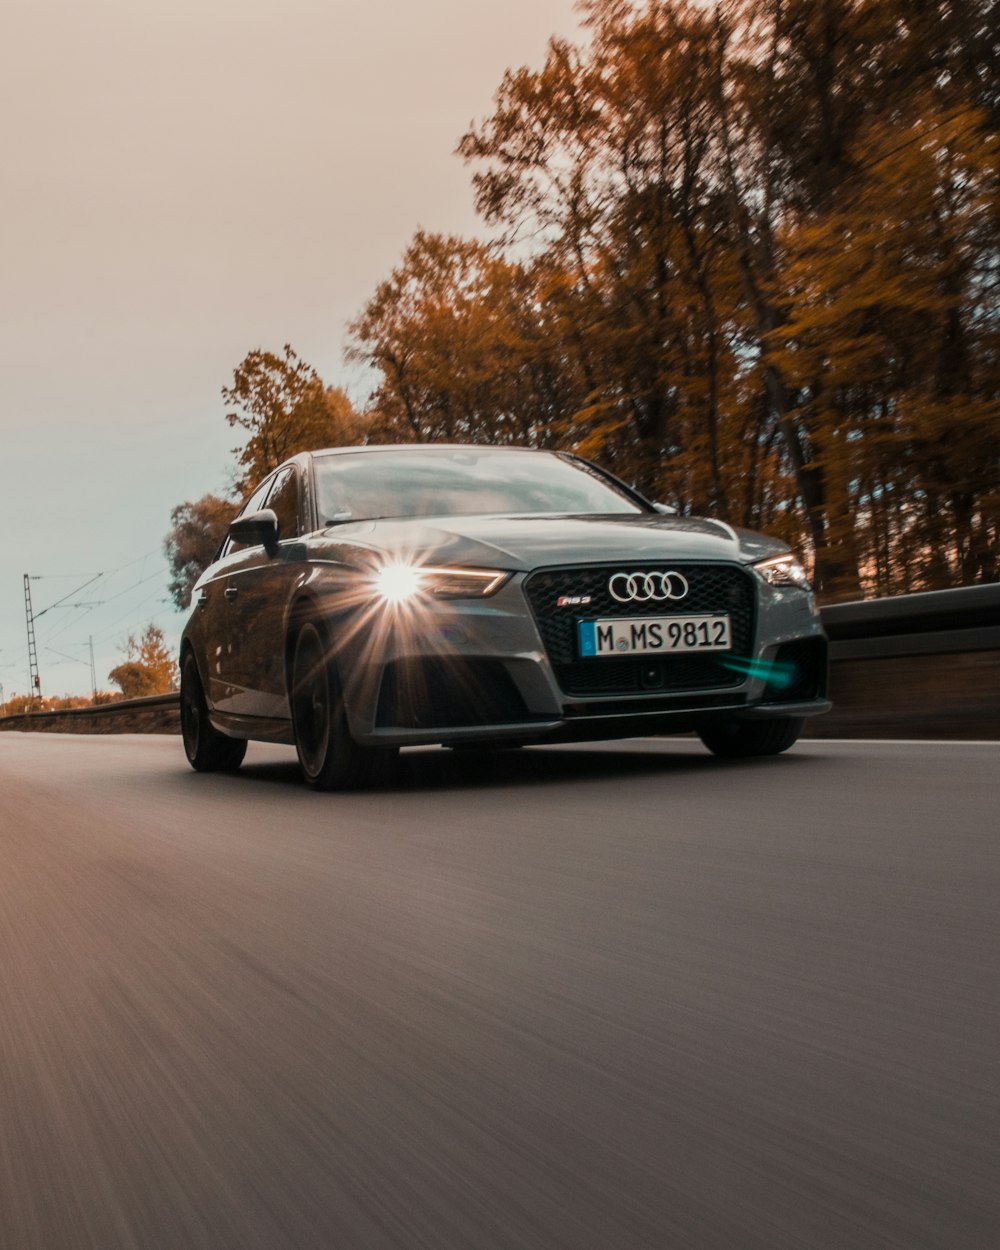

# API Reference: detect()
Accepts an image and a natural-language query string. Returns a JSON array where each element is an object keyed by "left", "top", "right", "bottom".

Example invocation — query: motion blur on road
[{"left": 1, "top": 733, "right": 997, "bottom": 1250}]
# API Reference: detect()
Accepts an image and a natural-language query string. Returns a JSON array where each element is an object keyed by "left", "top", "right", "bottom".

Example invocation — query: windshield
[{"left": 313, "top": 449, "right": 647, "bottom": 523}]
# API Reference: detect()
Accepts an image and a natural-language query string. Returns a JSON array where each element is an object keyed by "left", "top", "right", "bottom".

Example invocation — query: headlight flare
[
  {"left": 374, "top": 563, "right": 425, "bottom": 604},
  {"left": 371, "top": 563, "right": 510, "bottom": 605}
]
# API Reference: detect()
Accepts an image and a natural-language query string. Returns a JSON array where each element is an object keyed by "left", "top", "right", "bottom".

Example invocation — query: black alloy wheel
[
  {"left": 180, "top": 651, "right": 247, "bottom": 772},
  {"left": 290, "top": 621, "right": 395, "bottom": 790},
  {"left": 698, "top": 716, "right": 804, "bottom": 759}
]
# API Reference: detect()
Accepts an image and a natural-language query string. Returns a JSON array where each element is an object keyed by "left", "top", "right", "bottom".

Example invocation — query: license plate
[{"left": 578, "top": 614, "right": 731, "bottom": 657}]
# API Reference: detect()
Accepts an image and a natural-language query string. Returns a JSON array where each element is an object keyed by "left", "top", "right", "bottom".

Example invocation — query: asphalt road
[{"left": 0, "top": 733, "right": 997, "bottom": 1250}]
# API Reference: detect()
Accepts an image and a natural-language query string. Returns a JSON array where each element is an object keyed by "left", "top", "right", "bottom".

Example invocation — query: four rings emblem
[{"left": 608, "top": 570, "right": 689, "bottom": 603}]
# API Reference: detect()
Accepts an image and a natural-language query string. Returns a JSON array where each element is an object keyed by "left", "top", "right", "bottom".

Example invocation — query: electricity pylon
[{"left": 23, "top": 574, "right": 41, "bottom": 700}]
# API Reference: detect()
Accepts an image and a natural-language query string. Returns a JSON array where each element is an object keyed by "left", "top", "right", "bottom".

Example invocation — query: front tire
[
  {"left": 290, "top": 622, "right": 395, "bottom": 790},
  {"left": 180, "top": 652, "right": 247, "bottom": 773},
  {"left": 698, "top": 716, "right": 803, "bottom": 759}
]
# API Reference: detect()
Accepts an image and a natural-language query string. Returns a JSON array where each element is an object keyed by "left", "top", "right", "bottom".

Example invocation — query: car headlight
[
  {"left": 753, "top": 553, "right": 811, "bottom": 589},
  {"left": 373, "top": 564, "right": 510, "bottom": 604}
]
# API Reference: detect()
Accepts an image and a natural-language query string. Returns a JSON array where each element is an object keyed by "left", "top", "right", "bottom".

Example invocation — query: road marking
[
  {"left": 802, "top": 738, "right": 999, "bottom": 747},
  {"left": 624, "top": 736, "right": 998, "bottom": 747}
]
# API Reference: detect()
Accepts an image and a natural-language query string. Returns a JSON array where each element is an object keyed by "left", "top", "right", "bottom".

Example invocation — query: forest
[{"left": 177, "top": 0, "right": 1000, "bottom": 604}]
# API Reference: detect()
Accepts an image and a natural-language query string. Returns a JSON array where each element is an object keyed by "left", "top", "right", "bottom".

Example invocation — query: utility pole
[
  {"left": 23, "top": 574, "right": 41, "bottom": 702},
  {"left": 88, "top": 636, "right": 97, "bottom": 702}
]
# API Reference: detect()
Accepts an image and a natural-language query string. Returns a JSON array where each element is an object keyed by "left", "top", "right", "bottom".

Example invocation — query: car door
[
  {"left": 222, "top": 465, "right": 305, "bottom": 720},
  {"left": 197, "top": 476, "right": 273, "bottom": 714}
]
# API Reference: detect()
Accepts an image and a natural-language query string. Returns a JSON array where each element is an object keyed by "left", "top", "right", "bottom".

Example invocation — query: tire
[
  {"left": 290, "top": 621, "right": 395, "bottom": 790},
  {"left": 180, "top": 651, "right": 247, "bottom": 773},
  {"left": 698, "top": 716, "right": 804, "bottom": 759}
]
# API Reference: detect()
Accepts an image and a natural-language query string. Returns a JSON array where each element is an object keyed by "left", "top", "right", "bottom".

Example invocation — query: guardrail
[
  {"left": 813, "top": 583, "right": 998, "bottom": 739},
  {"left": 0, "top": 693, "right": 180, "bottom": 735},
  {"left": 1, "top": 586, "right": 997, "bottom": 739},
  {"left": 823, "top": 583, "right": 1000, "bottom": 658}
]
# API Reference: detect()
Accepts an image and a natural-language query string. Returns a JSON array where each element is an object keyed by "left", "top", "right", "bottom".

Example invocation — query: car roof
[{"left": 309, "top": 444, "right": 553, "bottom": 457}]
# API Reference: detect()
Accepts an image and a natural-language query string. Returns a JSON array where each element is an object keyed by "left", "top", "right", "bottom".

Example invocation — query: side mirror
[
  {"left": 229, "top": 508, "right": 280, "bottom": 556},
  {"left": 652, "top": 502, "right": 678, "bottom": 516}
]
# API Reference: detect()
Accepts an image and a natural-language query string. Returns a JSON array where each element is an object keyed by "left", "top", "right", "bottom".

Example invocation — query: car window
[
  {"left": 264, "top": 467, "right": 299, "bottom": 541},
  {"left": 240, "top": 478, "right": 274, "bottom": 518},
  {"left": 222, "top": 476, "right": 275, "bottom": 556}
]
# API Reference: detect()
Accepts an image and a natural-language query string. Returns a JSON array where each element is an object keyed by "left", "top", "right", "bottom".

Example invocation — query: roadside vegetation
[
  {"left": 166, "top": 0, "right": 1000, "bottom": 603},
  {"left": 107, "top": 625, "right": 178, "bottom": 699},
  {"left": 1, "top": 625, "right": 178, "bottom": 714}
]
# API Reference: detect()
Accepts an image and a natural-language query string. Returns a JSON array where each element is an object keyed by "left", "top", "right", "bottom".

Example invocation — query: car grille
[{"left": 523, "top": 562, "right": 756, "bottom": 698}]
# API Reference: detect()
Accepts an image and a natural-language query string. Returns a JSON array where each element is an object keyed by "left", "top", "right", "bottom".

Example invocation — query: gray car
[{"left": 180, "top": 445, "right": 830, "bottom": 788}]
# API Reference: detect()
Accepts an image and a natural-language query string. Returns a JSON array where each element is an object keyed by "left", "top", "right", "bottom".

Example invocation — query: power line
[
  {"left": 43, "top": 645, "right": 91, "bottom": 667},
  {"left": 99, "top": 567, "right": 167, "bottom": 606},
  {"left": 88, "top": 580, "right": 174, "bottom": 647},
  {"left": 38, "top": 604, "right": 102, "bottom": 648},
  {"left": 34, "top": 566, "right": 168, "bottom": 648},
  {"left": 35, "top": 573, "right": 105, "bottom": 619},
  {"left": 15, "top": 546, "right": 170, "bottom": 697}
]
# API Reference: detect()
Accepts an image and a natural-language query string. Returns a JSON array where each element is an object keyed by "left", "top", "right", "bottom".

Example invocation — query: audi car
[{"left": 180, "top": 445, "right": 830, "bottom": 788}]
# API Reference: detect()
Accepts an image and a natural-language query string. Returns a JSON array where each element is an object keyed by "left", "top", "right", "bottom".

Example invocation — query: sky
[{"left": 0, "top": 0, "right": 583, "bottom": 701}]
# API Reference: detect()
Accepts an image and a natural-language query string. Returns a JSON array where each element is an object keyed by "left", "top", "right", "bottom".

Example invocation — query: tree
[
  {"left": 452, "top": 1, "right": 787, "bottom": 511},
  {"left": 108, "top": 625, "right": 178, "bottom": 699},
  {"left": 349, "top": 0, "right": 999, "bottom": 596},
  {"left": 164, "top": 494, "right": 235, "bottom": 610},
  {"left": 773, "top": 103, "right": 1000, "bottom": 593},
  {"left": 223, "top": 344, "right": 366, "bottom": 493},
  {"left": 349, "top": 232, "right": 580, "bottom": 448},
  {"left": 2, "top": 693, "right": 38, "bottom": 716}
]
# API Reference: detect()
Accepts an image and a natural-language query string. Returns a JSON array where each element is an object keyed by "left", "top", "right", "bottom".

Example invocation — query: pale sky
[{"left": 0, "top": 0, "right": 582, "bottom": 700}]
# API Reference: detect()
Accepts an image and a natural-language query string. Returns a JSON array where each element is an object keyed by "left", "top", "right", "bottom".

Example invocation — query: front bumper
[{"left": 335, "top": 565, "right": 830, "bottom": 748}]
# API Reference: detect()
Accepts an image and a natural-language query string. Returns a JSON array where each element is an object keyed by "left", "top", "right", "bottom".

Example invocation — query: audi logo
[{"left": 608, "top": 570, "right": 690, "bottom": 603}]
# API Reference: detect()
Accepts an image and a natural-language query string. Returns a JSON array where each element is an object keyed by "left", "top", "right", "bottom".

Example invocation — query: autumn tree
[
  {"left": 164, "top": 345, "right": 365, "bottom": 601},
  {"left": 349, "top": 232, "right": 582, "bottom": 448},
  {"left": 223, "top": 344, "right": 366, "bottom": 494},
  {"left": 774, "top": 105, "right": 1000, "bottom": 593},
  {"left": 351, "top": 0, "right": 999, "bottom": 596},
  {"left": 2, "top": 694, "right": 40, "bottom": 717},
  {"left": 164, "top": 494, "right": 235, "bottom": 610},
  {"left": 698, "top": 0, "right": 999, "bottom": 592},
  {"left": 108, "top": 625, "right": 178, "bottom": 699},
  {"left": 459, "top": 5, "right": 738, "bottom": 506}
]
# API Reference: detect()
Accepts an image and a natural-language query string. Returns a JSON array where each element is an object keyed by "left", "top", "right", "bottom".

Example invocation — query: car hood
[{"left": 315, "top": 513, "right": 788, "bottom": 571}]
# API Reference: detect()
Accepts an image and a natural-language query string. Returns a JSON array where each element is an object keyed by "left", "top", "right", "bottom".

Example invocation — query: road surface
[{"left": 0, "top": 733, "right": 997, "bottom": 1249}]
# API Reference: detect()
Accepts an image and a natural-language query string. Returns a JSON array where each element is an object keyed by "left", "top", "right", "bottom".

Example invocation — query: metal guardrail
[
  {"left": 0, "top": 692, "right": 179, "bottom": 730},
  {"left": 821, "top": 583, "right": 1000, "bottom": 660}
]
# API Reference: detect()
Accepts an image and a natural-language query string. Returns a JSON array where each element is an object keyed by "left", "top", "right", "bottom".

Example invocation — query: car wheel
[
  {"left": 180, "top": 652, "right": 248, "bottom": 772},
  {"left": 698, "top": 716, "right": 804, "bottom": 759},
  {"left": 290, "top": 621, "right": 395, "bottom": 790}
]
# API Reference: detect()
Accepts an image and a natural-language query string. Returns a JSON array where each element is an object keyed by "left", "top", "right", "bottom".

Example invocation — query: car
[{"left": 179, "top": 445, "right": 830, "bottom": 788}]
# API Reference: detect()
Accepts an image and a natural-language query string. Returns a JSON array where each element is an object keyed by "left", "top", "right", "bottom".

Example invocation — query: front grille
[{"left": 523, "top": 562, "right": 756, "bottom": 698}]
